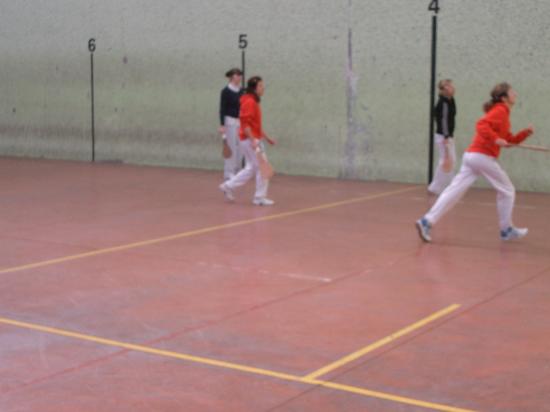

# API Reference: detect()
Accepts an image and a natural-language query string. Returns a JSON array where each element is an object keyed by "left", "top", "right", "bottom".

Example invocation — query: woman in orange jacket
[
  {"left": 219, "top": 76, "right": 276, "bottom": 205},
  {"left": 416, "top": 82, "right": 534, "bottom": 242}
]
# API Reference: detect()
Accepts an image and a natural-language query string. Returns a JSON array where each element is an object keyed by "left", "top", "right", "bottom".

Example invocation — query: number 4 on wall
[{"left": 428, "top": 0, "right": 440, "bottom": 13}]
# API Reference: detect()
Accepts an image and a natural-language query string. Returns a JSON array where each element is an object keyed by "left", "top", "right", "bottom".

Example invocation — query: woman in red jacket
[
  {"left": 219, "top": 76, "right": 276, "bottom": 205},
  {"left": 416, "top": 82, "right": 534, "bottom": 242}
]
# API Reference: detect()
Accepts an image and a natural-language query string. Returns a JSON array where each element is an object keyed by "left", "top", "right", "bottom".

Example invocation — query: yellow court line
[
  {"left": 0, "top": 186, "right": 418, "bottom": 275},
  {"left": 0, "top": 316, "right": 475, "bottom": 412},
  {"left": 303, "top": 304, "right": 461, "bottom": 381}
]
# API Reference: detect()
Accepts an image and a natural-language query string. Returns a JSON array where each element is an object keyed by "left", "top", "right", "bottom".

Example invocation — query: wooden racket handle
[{"left": 514, "top": 144, "right": 550, "bottom": 152}]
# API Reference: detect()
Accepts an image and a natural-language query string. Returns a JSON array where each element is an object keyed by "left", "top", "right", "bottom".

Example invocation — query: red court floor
[{"left": 1, "top": 157, "right": 549, "bottom": 412}]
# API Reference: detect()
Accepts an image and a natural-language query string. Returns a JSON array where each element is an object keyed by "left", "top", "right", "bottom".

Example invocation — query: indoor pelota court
[
  {"left": 2, "top": 1, "right": 550, "bottom": 411},
  {"left": 1, "top": 158, "right": 549, "bottom": 411}
]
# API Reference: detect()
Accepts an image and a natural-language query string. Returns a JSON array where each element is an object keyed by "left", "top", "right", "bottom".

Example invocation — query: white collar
[{"left": 228, "top": 83, "right": 240, "bottom": 93}]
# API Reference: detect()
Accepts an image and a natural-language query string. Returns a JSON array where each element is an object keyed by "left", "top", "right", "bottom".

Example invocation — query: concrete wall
[{"left": 1, "top": 0, "right": 549, "bottom": 191}]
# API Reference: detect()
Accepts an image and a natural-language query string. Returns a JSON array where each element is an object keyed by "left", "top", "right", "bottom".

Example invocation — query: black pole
[
  {"left": 241, "top": 50, "right": 246, "bottom": 88},
  {"left": 428, "top": 14, "right": 437, "bottom": 183},
  {"left": 238, "top": 34, "right": 248, "bottom": 87},
  {"left": 90, "top": 52, "right": 95, "bottom": 162}
]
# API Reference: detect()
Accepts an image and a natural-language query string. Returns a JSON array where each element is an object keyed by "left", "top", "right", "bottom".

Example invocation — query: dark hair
[
  {"left": 483, "top": 82, "right": 511, "bottom": 112},
  {"left": 245, "top": 76, "right": 263, "bottom": 102},
  {"left": 225, "top": 68, "right": 242, "bottom": 78}
]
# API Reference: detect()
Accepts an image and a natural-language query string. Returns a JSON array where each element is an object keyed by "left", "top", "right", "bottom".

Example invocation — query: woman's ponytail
[{"left": 483, "top": 82, "right": 511, "bottom": 112}]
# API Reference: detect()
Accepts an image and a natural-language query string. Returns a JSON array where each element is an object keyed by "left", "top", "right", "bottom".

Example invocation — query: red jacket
[
  {"left": 467, "top": 103, "right": 532, "bottom": 158},
  {"left": 239, "top": 94, "right": 264, "bottom": 140}
]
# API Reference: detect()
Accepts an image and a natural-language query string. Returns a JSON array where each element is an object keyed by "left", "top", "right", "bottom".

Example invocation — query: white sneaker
[
  {"left": 219, "top": 183, "right": 234, "bottom": 201},
  {"left": 500, "top": 226, "right": 528, "bottom": 241},
  {"left": 415, "top": 218, "right": 432, "bottom": 242},
  {"left": 253, "top": 197, "right": 274, "bottom": 206}
]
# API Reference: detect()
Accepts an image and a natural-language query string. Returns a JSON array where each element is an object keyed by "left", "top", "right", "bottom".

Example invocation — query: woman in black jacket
[
  {"left": 428, "top": 79, "right": 457, "bottom": 195},
  {"left": 219, "top": 68, "right": 244, "bottom": 180}
]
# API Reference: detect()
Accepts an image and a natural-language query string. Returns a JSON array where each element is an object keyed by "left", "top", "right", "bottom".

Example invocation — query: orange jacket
[
  {"left": 467, "top": 103, "right": 532, "bottom": 158},
  {"left": 239, "top": 94, "right": 264, "bottom": 140}
]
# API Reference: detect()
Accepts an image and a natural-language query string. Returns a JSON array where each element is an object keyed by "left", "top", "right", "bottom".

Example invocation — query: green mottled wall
[{"left": 1, "top": 1, "right": 549, "bottom": 191}]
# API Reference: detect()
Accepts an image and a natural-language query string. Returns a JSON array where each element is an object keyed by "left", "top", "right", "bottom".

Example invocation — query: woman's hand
[
  {"left": 250, "top": 137, "right": 259, "bottom": 150},
  {"left": 442, "top": 155, "right": 453, "bottom": 173},
  {"left": 496, "top": 138, "right": 512, "bottom": 147},
  {"left": 264, "top": 134, "right": 277, "bottom": 145}
]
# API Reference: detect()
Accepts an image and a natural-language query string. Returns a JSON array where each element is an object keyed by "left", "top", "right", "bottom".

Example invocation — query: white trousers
[
  {"left": 223, "top": 122, "right": 244, "bottom": 180},
  {"left": 428, "top": 134, "right": 456, "bottom": 194},
  {"left": 224, "top": 139, "right": 269, "bottom": 199},
  {"left": 425, "top": 152, "right": 516, "bottom": 230}
]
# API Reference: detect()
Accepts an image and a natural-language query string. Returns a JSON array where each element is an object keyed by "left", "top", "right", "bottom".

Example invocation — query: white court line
[
  {"left": 274, "top": 272, "right": 333, "bottom": 283},
  {"left": 197, "top": 261, "right": 333, "bottom": 283}
]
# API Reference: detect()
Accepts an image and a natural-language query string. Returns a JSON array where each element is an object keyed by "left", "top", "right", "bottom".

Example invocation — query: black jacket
[
  {"left": 434, "top": 96, "right": 456, "bottom": 138},
  {"left": 219, "top": 86, "right": 243, "bottom": 125}
]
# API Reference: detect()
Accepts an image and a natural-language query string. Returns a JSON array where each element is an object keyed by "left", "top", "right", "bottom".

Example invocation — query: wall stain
[{"left": 340, "top": 0, "right": 371, "bottom": 180}]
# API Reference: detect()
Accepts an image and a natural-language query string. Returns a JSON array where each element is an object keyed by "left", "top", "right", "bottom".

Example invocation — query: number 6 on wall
[{"left": 88, "top": 38, "right": 96, "bottom": 53}]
